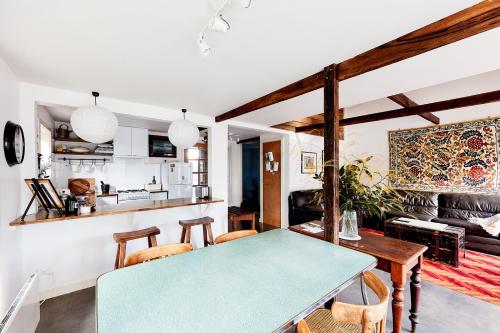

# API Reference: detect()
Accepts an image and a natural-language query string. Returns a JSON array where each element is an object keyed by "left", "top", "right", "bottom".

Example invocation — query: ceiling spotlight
[
  {"left": 209, "top": 14, "right": 230, "bottom": 32},
  {"left": 241, "top": 0, "right": 252, "bottom": 8},
  {"left": 198, "top": 34, "right": 210, "bottom": 57}
]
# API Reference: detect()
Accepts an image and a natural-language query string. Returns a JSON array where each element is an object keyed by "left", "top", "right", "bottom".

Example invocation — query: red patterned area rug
[
  {"left": 361, "top": 228, "right": 500, "bottom": 305},
  {"left": 420, "top": 250, "right": 500, "bottom": 306}
]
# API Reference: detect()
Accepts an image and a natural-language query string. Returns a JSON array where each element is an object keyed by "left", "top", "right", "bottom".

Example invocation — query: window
[
  {"left": 38, "top": 122, "right": 52, "bottom": 178},
  {"left": 184, "top": 143, "right": 208, "bottom": 186}
]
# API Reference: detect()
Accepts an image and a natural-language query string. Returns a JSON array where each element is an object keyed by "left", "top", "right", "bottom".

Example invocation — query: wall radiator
[{"left": 0, "top": 274, "right": 40, "bottom": 333}]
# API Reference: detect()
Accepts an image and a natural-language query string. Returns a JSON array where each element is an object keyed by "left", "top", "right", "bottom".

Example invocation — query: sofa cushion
[
  {"left": 396, "top": 190, "right": 438, "bottom": 218},
  {"left": 289, "top": 190, "right": 317, "bottom": 209},
  {"left": 431, "top": 217, "right": 497, "bottom": 238},
  {"left": 438, "top": 193, "right": 500, "bottom": 220}
]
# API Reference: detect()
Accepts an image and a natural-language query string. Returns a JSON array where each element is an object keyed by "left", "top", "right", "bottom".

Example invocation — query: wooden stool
[
  {"left": 179, "top": 217, "right": 214, "bottom": 247},
  {"left": 113, "top": 226, "right": 161, "bottom": 269},
  {"left": 228, "top": 206, "right": 256, "bottom": 231}
]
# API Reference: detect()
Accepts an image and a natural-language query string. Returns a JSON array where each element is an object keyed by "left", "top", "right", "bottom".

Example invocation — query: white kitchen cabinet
[
  {"left": 114, "top": 126, "right": 149, "bottom": 158},
  {"left": 114, "top": 127, "right": 132, "bottom": 156},
  {"left": 131, "top": 127, "right": 149, "bottom": 157}
]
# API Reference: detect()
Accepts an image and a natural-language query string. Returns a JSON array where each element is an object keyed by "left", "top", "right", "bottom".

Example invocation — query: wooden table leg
[
  {"left": 391, "top": 263, "right": 407, "bottom": 333},
  {"left": 409, "top": 256, "right": 422, "bottom": 333}
]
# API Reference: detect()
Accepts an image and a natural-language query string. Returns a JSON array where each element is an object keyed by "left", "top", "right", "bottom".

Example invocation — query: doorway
[
  {"left": 241, "top": 142, "right": 260, "bottom": 212},
  {"left": 262, "top": 140, "right": 281, "bottom": 229}
]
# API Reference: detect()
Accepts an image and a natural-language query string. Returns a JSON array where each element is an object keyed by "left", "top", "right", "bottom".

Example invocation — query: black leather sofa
[
  {"left": 389, "top": 190, "right": 500, "bottom": 256},
  {"left": 288, "top": 189, "right": 500, "bottom": 255},
  {"left": 288, "top": 190, "right": 323, "bottom": 226}
]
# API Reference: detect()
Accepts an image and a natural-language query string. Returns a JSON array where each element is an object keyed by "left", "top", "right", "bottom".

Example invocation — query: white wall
[
  {"left": 0, "top": 57, "right": 23, "bottom": 316},
  {"left": 288, "top": 133, "right": 324, "bottom": 192},
  {"left": 344, "top": 70, "right": 500, "bottom": 183},
  {"left": 228, "top": 141, "right": 242, "bottom": 207},
  {"left": 16, "top": 83, "right": 229, "bottom": 299}
]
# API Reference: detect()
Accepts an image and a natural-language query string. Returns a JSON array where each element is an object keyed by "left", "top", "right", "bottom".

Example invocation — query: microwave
[{"left": 149, "top": 135, "right": 177, "bottom": 158}]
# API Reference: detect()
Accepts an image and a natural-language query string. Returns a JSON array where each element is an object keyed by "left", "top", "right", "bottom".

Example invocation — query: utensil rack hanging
[{"left": 57, "top": 157, "right": 112, "bottom": 163}]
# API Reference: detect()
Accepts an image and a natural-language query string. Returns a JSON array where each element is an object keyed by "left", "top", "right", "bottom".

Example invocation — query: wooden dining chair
[
  {"left": 297, "top": 271, "right": 389, "bottom": 333},
  {"left": 214, "top": 229, "right": 258, "bottom": 244},
  {"left": 123, "top": 243, "right": 193, "bottom": 267}
]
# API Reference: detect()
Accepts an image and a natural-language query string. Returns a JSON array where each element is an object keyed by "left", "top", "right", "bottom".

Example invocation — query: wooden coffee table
[{"left": 289, "top": 220, "right": 428, "bottom": 333}]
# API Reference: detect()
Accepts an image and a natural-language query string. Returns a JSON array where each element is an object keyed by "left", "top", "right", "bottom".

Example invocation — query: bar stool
[
  {"left": 179, "top": 217, "right": 214, "bottom": 247},
  {"left": 228, "top": 206, "right": 256, "bottom": 231},
  {"left": 113, "top": 226, "right": 161, "bottom": 269}
]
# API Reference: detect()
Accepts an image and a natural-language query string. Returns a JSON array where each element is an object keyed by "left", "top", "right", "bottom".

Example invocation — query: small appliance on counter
[
  {"left": 64, "top": 195, "right": 79, "bottom": 214},
  {"left": 194, "top": 186, "right": 210, "bottom": 199}
]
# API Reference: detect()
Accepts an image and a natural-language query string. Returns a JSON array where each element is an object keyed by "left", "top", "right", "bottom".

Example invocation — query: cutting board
[{"left": 68, "top": 178, "right": 96, "bottom": 205}]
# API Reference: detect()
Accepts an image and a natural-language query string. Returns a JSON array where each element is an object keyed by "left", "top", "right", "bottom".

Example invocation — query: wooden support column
[{"left": 323, "top": 64, "right": 340, "bottom": 244}]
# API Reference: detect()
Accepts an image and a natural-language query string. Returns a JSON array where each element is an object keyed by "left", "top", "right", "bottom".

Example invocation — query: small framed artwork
[{"left": 301, "top": 151, "right": 317, "bottom": 174}]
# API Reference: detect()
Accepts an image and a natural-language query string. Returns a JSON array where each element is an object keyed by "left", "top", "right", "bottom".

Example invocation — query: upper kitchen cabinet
[{"left": 114, "top": 126, "right": 148, "bottom": 158}]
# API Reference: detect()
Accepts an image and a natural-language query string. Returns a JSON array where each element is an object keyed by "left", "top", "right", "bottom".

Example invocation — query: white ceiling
[
  {"left": 228, "top": 125, "right": 273, "bottom": 141},
  {"left": 1, "top": 1, "right": 498, "bottom": 126}
]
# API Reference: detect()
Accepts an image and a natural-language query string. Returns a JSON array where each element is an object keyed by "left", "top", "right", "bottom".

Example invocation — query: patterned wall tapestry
[{"left": 389, "top": 117, "right": 500, "bottom": 193}]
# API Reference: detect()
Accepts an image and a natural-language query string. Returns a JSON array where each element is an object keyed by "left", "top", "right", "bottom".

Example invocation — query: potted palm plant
[{"left": 313, "top": 156, "right": 403, "bottom": 240}]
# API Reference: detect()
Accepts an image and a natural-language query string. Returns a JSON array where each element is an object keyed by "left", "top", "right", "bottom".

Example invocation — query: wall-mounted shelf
[
  {"left": 52, "top": 152, "right": 113, "bottom": 157},
  {"left": 53, "top": 137, "right": 113, "bottom": 144}
]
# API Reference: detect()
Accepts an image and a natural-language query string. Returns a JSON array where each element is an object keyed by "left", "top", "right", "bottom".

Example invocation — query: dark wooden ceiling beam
[
  {"left": 215, "top": 72, "right": 324, "bottom": 122},
  {"left": 295, "top": 89, "right": 500, "bottom": 131},
  {"left": 215, "top": 1, "right": 500, "bottom": 122},
  {"left": 388, "top": 93, "right": 440, "bottom": 124}
]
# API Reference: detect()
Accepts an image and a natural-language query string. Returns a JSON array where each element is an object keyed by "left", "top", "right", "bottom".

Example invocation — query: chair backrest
[
  {"left": 297, "top": 271, "right": 389, "bottom": 333},
  {"left": 214, "top": 230, "right": 258, "bottom": 244},
  {"left": 124, "top": 243, "right": 193, "bottom": 267}
]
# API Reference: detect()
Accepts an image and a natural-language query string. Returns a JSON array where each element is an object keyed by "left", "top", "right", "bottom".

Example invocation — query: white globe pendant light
[
  {"left": 71, "top": 92, "right": 118, "bottom": 144},
  {"left": 168, "top": 109, "right": 199, "bottom": 149}
]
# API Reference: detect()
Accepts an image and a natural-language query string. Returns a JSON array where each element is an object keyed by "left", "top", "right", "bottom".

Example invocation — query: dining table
[{"left": 96, "top": 229, "right": 376, "bottom": 333}]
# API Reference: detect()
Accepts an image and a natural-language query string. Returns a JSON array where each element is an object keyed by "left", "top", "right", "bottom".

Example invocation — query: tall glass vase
[{"left": 340, "top": 210, "right": 361, "bottom": 241}]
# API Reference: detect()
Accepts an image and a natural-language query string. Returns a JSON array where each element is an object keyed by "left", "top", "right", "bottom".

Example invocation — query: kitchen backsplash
[{"left": 52, "top": 158, "right": 178, "bottom": 192}]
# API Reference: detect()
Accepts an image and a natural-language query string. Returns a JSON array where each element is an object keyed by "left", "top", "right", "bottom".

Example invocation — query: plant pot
[{"left": 340, "top": 210, "right": 361, "bottom": 241}]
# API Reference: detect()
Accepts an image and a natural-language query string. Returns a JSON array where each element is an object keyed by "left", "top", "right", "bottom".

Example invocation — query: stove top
[{"left": 117, "top": 189, "right": 149, "bottom": 201}]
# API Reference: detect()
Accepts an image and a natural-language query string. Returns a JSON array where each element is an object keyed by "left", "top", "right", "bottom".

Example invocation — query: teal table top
[{"left": 96, "top": 229, "right": 376, "bottom": 333}]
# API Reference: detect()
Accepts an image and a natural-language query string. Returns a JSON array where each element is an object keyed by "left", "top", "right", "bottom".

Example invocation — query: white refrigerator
[{"left": 163, "top": 162, "right": 193, "bottom": 199}]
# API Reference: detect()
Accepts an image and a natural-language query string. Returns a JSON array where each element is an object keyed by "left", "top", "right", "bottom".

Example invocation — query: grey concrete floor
[{"left": 35, "top": 269, "right": 499, "bottom": 333}]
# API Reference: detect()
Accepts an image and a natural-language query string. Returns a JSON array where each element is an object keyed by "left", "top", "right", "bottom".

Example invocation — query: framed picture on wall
[{"left": 301, "top": 151, "right": 317, "bottom": 174}]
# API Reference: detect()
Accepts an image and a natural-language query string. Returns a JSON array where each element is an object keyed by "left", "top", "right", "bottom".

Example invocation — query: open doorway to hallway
[{"left": 228, "top": 126, "right": 284, "bottom": 232}]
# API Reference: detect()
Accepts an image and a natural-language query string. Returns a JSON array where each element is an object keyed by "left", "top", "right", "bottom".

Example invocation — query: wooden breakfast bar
[{"left": 10, "top": 197, "right": 224, "bottom": 226}]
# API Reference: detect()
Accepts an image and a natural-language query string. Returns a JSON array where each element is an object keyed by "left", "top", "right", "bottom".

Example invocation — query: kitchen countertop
[{"left": 10, "top": 197, "right": 224, "bottom": 226}]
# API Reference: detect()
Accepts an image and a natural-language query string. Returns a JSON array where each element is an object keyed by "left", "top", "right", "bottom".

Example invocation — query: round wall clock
[{"left": 3, "top": 121, "right": 25, "bottom": 166}]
